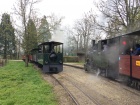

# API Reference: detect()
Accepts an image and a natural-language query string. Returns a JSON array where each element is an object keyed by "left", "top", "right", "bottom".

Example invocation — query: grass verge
[{"left": 0, "top": 61, "right": 57, "bottom": 105}]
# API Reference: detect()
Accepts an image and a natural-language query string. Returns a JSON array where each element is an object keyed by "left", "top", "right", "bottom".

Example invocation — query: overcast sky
[
  {"left": 0, "top": 0, "right": 100, "bottom": 43},
  {"left": 39, "top": 0, "right": 95, "bottom": 26},
  {"left": 0, "top": 0, "right": 96, "bottom": 26}
]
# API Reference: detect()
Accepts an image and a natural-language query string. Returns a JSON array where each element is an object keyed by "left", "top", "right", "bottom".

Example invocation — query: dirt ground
[{"left": 42, "top": 65, "right": 140, "bottom": 105}]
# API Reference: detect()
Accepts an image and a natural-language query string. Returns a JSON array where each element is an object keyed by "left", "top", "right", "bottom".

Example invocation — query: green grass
[{"left": 0, "top": 61, "right": 57, "bottom": 105}]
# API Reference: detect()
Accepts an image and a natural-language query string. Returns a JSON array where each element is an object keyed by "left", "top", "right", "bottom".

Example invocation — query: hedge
[{"left": 63, "top": 56, "right": 79, "bottom": 62}]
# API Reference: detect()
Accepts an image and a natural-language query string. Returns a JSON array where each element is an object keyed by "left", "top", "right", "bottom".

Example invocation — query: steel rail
[
  {"left": 50, "top": 74, "right": 80, "bottom": 105},
  {"left": 58, "top": 73, "right": 105, "bottom": 105}
]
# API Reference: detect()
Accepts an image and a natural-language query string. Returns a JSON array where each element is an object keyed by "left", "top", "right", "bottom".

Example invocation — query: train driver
[{"left": 133, "top": 44, "right": 140, "bottom": 55}]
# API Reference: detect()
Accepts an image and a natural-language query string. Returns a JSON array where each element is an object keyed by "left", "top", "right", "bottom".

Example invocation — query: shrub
[{"left": 63, "top": 56, "right": 79, "bottom": 62}]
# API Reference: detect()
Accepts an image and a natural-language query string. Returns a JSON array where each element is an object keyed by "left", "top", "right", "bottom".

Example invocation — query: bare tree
[
  {"left": 74, "top": 12, "right": 97, "bottom": 55},
  {"left": 95, "top": 0, "right": 140, "bottom": 37},
  {"left": 37, "top": 14, "right": 64, "bottom": 43},
  {"left": 13, "top": 0, "right": 40, "bottom": 66},
  {"left": 67, "top": 11, "right": 98, "bottom": 56},
  {"left": 46, "top": 13, "right": 64, "bottom": 35},
  {"left": 66, "top": 28, "right": 78, "bottom": 55}
]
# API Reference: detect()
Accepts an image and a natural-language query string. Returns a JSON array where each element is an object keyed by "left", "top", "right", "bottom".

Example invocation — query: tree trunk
[
  {"left": 18, "top": 40, "right": 20, "bottom": 60},
  {"left": 25, "top": 55, "right": 29, "bottom": 67},
  {"left": 4, "top": 35, "right": 7, "bottom": 59}
]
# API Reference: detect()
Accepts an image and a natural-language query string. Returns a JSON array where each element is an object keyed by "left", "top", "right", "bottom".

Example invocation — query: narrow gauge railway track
[
  {"left": 58, "top": 72, "right": 118, "bottom": 105},
  {"left": 35, "top": 65, "right": 78, "bottom": 105},
  {"left": 50, "top": 74, "right": 79, "bottom": 105},
  {"left": 51, "top": 74, "right": 101, "bottom": 105},
  {"left": 62, "top": 65, "right": 140, "bottom": 104},
  {"left": 63, "top": 73, "right": 140, "bottom": 105},
  {"left": 64, "top": 64, "right": 140, "bottom": 96},
  {"left": 36, "top": 64, "right": 140, "bottom": 104}
]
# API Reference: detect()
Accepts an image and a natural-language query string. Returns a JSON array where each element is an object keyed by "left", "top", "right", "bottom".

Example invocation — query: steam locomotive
[
  {"left": 23, "top": 41, "right": 63, "bottom": 73},
  {"left": 84, "top": 30, "right": 140, "bottom": 89}
]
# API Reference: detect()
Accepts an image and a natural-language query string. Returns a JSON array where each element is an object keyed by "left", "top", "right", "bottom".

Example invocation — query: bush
[{"left": 63, "top": 56, "right": 79, "bottom": 62}]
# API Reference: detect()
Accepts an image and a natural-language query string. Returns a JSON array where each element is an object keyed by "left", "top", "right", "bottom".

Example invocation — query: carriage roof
[
  {"left": 38, "top": 41, "right": 63, "bottom": 46},
  {"left": 101, "top": 29, "right": 140, "bottom": 42},
  {"left": 31, "top": 48, "right": 39, "bottom": 51},
  {"left": 118, "top": 29, "right": 140, "bottom": 37}
]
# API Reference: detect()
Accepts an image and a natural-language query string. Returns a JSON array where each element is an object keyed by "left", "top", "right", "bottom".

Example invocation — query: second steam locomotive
[{"left": 85, "top": 29, "right": 140, "bottom": 89}]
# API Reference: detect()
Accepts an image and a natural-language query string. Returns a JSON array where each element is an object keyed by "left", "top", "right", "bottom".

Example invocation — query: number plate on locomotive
[{"left": 136, "top": 61, "right": 140, "bottom": 66}]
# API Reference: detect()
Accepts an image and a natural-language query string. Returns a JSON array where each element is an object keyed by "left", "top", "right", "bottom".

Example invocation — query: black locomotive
[{"left": 84, "top": 30, "right": 140, "bottom": 89}]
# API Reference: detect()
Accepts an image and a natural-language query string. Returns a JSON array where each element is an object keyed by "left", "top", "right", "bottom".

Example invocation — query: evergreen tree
[
  {"left": 0, "top": 13, "right": 16, "bottom": 59},
  {"left": 38, "top": 16, "right": 51, "bottom": 43},
  {"left": 22, "top": 19, "right": 38, "bottom": 53}
]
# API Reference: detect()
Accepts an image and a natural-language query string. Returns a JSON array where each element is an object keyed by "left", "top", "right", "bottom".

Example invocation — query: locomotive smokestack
[{"left": 92, "top": 40, "right": 95, "bottom": 48}]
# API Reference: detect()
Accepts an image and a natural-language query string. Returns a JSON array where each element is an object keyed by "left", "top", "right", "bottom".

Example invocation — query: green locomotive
[{"left": 36, "top": 41, "right": 63, "bottom": 73}]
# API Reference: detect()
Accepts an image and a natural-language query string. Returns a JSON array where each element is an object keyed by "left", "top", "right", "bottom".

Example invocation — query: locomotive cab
[{"left": 119, "top": 32, "right": 140, "bottom": 85}]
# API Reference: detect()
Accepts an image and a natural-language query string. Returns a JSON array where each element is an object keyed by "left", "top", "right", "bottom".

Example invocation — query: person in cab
[{"left": 133, "top": 44, "right": 140, "bottom": 55}]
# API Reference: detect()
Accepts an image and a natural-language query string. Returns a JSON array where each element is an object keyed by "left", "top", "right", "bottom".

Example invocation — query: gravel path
[
  {"left": 57, "top": 66, "right": 140, "bottom": 105},
  {"left": 43, "top": 65, "right": 140, "bottom": 105}
]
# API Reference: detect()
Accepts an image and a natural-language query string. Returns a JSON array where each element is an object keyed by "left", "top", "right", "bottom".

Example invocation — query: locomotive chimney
[{"left": 92, "top": 40, "right": 95, "bottom": 48}]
